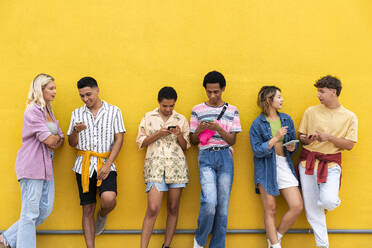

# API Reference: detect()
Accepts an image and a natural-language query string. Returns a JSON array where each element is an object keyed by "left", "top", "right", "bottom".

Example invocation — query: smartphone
[
  {"left": 202, "top": 118, "right": 213, "bottom": 122},
  {"left": 283, "top": 139, "right": 299, "bottom": 146},
  {"left": 167, "top": 126, "right": 177, "bottom": 130}
]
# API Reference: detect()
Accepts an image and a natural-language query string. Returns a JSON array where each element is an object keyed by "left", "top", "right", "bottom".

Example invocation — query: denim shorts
[{"left": 145, "top": 175, "right": 186, "bottom": 192}]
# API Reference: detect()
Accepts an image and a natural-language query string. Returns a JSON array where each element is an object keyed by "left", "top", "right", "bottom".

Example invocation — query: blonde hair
[
  {"left": 257, "top": 86, "right": 281, "bottom": 116},
  {"left": 27, "top": 73, "right": 55, "bottom": 109}
]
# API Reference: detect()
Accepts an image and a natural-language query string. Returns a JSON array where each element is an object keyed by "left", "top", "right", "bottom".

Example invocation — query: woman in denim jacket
[{"left": 249, "top": 86, "right": 303, "bottom": 248}]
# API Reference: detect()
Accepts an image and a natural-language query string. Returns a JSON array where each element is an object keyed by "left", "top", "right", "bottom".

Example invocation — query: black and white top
[{"left": 67, "top": 100, "right": 126, "bottom": 177}]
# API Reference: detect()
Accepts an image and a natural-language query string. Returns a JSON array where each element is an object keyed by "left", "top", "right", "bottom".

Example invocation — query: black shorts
[{"left": 76, "top": 171, "right": 117, "bottom": 206}]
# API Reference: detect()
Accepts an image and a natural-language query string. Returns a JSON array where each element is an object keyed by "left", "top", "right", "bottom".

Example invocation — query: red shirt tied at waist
[{"left": 298, "top": 148, "right": 342, "bottom": 184}]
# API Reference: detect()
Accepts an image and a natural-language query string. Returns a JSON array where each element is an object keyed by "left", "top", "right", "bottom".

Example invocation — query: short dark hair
[
  {"left": 203, "top": 71, "right": 226, "bottom": 88},
  {"left": 314, "top": 75, "right": 342, "bottom": 96},
  {"left": 77, "top": 77, "right": 98, "bottom": 89},
  {"left": 158, "top": 86, "right": 178, "bottom": 102}
]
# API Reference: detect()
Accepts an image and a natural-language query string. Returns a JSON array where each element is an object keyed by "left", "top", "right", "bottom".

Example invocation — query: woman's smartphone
[
  {"left": 283, "top": 140, "right": 299, "bottom": 146},
  {"left": 167, "top": 126, "right": 176, "bottom": 130}
]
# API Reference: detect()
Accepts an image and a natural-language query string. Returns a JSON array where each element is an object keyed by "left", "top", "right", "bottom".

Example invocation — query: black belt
[{"left": 206, "top": 146, "right": 230, "bottom": 151}]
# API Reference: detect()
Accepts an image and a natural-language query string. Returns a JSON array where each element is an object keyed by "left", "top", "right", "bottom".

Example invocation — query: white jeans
[{"left": 299, "top": 165, "right": 341, "bottom": 248}]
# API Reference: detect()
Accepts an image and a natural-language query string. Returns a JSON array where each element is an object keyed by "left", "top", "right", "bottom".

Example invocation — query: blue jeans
[
  {"left": 195, "top": 148, "right": 234, "bottom": 248},
  {"left": 3, "top": 177, "right": 54, "bottom": 248}
]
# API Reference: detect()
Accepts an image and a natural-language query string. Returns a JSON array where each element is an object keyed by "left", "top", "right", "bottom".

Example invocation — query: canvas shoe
[
  {"left": 270, "top": 243, "right": 281, "bottom": 248},
  {"left": 95, "top": 209, "right": 107, "bottom": 236},
  {"left": 267, "top": 238, "right": 271, "bottom": 248},
  {"left": 267, "top": 236, "right": 282, "bottom": 248}
]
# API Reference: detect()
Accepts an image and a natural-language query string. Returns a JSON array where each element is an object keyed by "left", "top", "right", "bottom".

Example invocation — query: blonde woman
[
  {"left": 249, "top": 86, "right": 303, "bottom": 248},
  {"left": 0, "top": 74, "right": 64, "bottom": 248}
]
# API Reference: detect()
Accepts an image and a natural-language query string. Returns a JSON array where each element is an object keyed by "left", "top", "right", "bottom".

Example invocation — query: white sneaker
[
  {"left": 95, "top": 209, "right": 107, "bottom": 236},
  {"left": 193, "top": 237, "right": 203, "bottom": 248},
  {"left": 267, "top": 237, "right": 282, "bottom": 248},
  {"left": 270, "top": 243, "right": 281, "bottom": 248}
]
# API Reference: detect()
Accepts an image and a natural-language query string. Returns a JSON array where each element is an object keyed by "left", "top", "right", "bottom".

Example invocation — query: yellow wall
[{"left": 1, "top": 0, "right": 371, "bottom": 247}]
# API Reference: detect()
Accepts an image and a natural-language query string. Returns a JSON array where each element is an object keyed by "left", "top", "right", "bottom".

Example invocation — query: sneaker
[
  {"left": 267, "top": 237, "right": 281, "bottom": 248},
  {"left": 267, "top": 238, "right": 271, "bottom": 248},
  {"left": 95, "top": 209, "right": 107, "bottom": 236},
  {"left": 193, "top": 237, "right": 203, "bottom": 248},
  {"left": 270, "top": 243, "right": 281, "bottom": 248}
]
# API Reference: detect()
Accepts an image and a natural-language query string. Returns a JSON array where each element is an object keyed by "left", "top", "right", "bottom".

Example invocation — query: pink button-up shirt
[{"left": 15, "top": 104, "right": 64, "bottom": 181}]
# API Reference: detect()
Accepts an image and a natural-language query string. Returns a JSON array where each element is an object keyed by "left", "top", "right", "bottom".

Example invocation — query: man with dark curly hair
[{"left": 298, "top": 75, "right": 358, "bottom": 248}]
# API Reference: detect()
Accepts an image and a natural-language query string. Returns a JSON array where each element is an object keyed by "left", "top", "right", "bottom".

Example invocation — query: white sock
[
  {"left": 271, "top": 243, "right": 281, "bottom": 248},
  {"left": 277, "top": 232, "right": 283, "bottom": 241}
]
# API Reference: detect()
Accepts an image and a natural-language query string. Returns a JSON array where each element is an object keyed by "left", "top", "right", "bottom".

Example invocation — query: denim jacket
[{"left": 249, "top": 112, "right": 298, "bottom": 196}]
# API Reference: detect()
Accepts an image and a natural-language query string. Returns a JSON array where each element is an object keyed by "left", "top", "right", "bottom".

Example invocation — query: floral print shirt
[{"left": 136, "top": 108, "right": 190, "bottom": 184}]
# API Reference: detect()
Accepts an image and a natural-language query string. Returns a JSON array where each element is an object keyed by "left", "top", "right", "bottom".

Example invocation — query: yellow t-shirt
[{"left": 298, "top": 104, "right": 358, "bottom": 168}]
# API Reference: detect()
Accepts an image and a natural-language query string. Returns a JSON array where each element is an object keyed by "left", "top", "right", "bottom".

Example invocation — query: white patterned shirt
[{"left": 67, "top": 100, "right": 126, "bottom": 176}]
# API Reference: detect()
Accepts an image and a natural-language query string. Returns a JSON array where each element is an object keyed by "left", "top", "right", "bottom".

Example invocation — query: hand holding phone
[
  {"left": 168, "top": 125, "right": 181, "bottom": 136},
  {"left": 74, "top": 122, "right": 87, "bottom": 133},
  {"left": 299, "top": 134, "right": 317, "bottom": 145},
  {"left": 283, "top": 139, "right": 299, "bottom": 146}
]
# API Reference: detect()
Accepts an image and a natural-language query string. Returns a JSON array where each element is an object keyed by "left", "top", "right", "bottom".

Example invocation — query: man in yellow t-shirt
[{"left": 298, "top": 75, "right": 358, "bottom": 248}]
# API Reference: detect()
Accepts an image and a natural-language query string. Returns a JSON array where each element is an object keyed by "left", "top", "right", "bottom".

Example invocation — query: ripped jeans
[
  {"left": 2, "top": 176, "right": 54, "bottom": 248},
  {"left": 194, "top": 148, "right": 234, "bottom": 248}
]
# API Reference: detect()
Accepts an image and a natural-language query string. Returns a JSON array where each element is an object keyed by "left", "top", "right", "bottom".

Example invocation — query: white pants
[{"left": 299, "top": 165, "right": 341, "bottom": 248}]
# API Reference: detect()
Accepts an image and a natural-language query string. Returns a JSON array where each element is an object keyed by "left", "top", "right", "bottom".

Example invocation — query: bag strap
[{"left": 217, "top": 103, "right": 229, "bottom": 120}]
